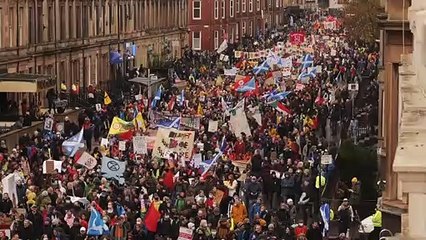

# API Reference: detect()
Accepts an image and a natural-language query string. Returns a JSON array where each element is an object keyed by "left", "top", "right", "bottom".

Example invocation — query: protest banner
[
  {"left": 43, "top": 160, "right": 62, "bottom": 174},
  {"left": 76, "top": 152, "right": 98, "bottom": 169},
  {"left": 177, "top": 227, "right": 193, "bottom": 240},
  {"left": 208, "top": 120, "right": 219, "bottom": 132},
  {"left": 133, "top": 136, "right": 148, "bottom": 154},
  {"left": 152, "top": 128, "right": 195, "bottom": 160},
  {"left": 229, "top": 108, "right": 251, "bottom": 138}
]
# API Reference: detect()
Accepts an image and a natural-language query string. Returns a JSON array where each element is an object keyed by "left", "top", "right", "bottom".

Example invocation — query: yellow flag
[
  {"left": 197, "top": 103, "right": 203, "bottom": 115},
  {"left": 104, "top": 91, "right": 112, "bottom": 105},
  {"left": 133, "top": 112, "right": 146, "bottom": 132},
  {"left": 108, "top": 117, "right": 134, "bottom": 135}
]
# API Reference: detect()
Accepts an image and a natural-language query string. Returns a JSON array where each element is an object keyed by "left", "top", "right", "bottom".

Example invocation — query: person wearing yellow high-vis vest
[{"left": 369, "top": 209, "right": 382, "bottom": 240}]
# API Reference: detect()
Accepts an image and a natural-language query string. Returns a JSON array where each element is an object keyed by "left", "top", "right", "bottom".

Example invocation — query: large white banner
[
  {"left": 229, "top": 108, "right": 252, "bottom": 138},
  {"left": 152, "top": 128, "right": 195, "bottom": 160}
]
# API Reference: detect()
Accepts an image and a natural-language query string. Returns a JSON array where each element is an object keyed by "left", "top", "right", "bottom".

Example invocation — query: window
[
  {"left": 48, "top": 6, "right": 54, "bottom": 41},
  {"left": 0, "top": 8, "right": 2, "bottom": 48},
  {"left": 230, "top": 27, "right": 234, "bottom": 43},
  {"left": 256, "top": 0, "right": 260, "bottom": 10},
  {"left": 276, "top": 0, "right": 279, "bottom": 7},
  {"left": 236, "top": 22, "right": 239, "bottom": 40},
  {"left": 60, "top": 5, "right": 66, "bottom": 40},
  {"left": 221, "top": 0, "right": 225, "bottom": 19},
  {"left": 236, "top": 0, "right": 239, "bottom": 13},
  {"left": 214, "top": 0, "right": 218, "bottom": 19},
  {"left": 9, "top": 7, "right": 15, "bottom": 47},
  {"left": 242, "top": 0, "right": 246, "bottom": 12},
  {"left": 214, "top": 31, "right": 219, "bottom": 49},
  {"left": 242, "top": 21, "right": 246, "bottom": 35},
  {"left": 249, "top": 20, "right": 253, "bottom": 36},
  {"left": 249, "top": 0, "right": 253, "bottom": 12},
  {"left": 192, "top": 0, "right": 201, "bottom": 20},
  {"left": 69, "top": 5, "right": 74, "bottom": 39},
  {"left": 83, "top": 5, "right": 88, "bottom": 37},
  {"left": 76, "top": 5, "right": 81, "bottom": 38},
  {"left": 192, "top": 31, "right": 201, "bottom": 50},
  {"left": 19, "top": 7, "right": 23, "bottom": 45},
  {"left": 230, "top": 0, "right": 234, "bottom": 17}
]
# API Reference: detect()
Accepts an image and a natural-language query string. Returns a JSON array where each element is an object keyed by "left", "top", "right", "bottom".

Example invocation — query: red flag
[
  {"left": 315, "top": 88, "right": 325, "bottom": 105},
  {"left": 244, "top": 81, "right": 260, "bottom": 97},
  {"left": 290, "top": 32, "right": 306, "bottom": 45},
  {"left": 168, "top": 96, "right": 176, "bottom": 111},
  {"left": 145, "top": 204, "right": 161, "bottom": 232},
  {"left": 118, "top": 130, "right": 134, "bottom": 141},
  {"left": 233, "top": 76, "right": 252, "bottom": 90}
]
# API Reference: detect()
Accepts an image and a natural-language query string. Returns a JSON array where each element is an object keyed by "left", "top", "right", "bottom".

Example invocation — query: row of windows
[
  {"left": 192, "top": 20, "right": 256, "bottom": 50},
  {"left": 193, "top": 0, "right": 285, "bottom": 20},
  {"left": 0, "top": 0, "right": 185, "bottom": 48}
]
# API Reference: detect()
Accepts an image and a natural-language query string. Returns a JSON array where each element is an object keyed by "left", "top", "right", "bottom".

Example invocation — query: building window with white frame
[
  {"left": 214, "top": 0, "right": 219, "bottom": 19},
  {"left": 230, "top": 0, "right": 234, "bottom": 17},
  {"left": 249, "top": 0, "right": 253, "bottom": 12},
  {"left": 236, "top": 22, "right": 239, "bottom": 40},
  {"left": 221, "top": 0, "right": 225, "bottom": 19},
  {"left": 236, "top": 0, "right": 240, "bottom": 13},
  {"left": 192, "top": 0, "right": 201, "bottom": 20},
  {"left": 242, "top": 21, "right": 246, "bottom": 35},
  {"left": 214, "top": 31, "right": 219, "bottom": 49},
  {"left": 256, "top": 0, "right": 260, "bottom": 11},
  {"left": 275, "top": 0, "right": 279, "bottom": 7},
  {"left": 242, "top": 0, "right": 246, "bottom": 12},
  {"left": 192, "top": 31, "right": 201, "bottom": 50},
  {"left": 230, "top": 27, "right": 234, "bottom": 43},
  {"left": 249, "top": 20, "right": 253, "bottom": 36}
]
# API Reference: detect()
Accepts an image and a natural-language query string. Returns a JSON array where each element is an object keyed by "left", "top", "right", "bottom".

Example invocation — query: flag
[
  {"left": 177, "top": 90, "right": 185, "bottom": 106},
  {"left": 108, "top": 117, "right": 134, "bottom": 135},
  {"left": 301, "top": 54, "right": 314, "bottom": 69},
  {"left": 62, "top": 128, "right": 84, "bottom": 157},
  {"left": 200, "top": 136, "right": 226, "bottom": 178},
  {"left": 76, "top": 152, "right": 97, "bottom": 169},
  {"left": 157, "top": 117, "right": 181, "bottom": 129},
  {"left": 243, "top": 81, "right": 260, "bottom": 97},
  {"left": 269, "top": 101, "right": 292, "bottom": 115},
  {"left": 236, "top": 77, "right": 256, "bottom": 92},
  {"left": 133, "top": 112, "right": 146, "bottom": 132},
  {"left": 320, "top": 203, "right": 331, "bottom": 237},
  {"left": 88, "top": 208, "right": 109, "bottom": 236},
  {"left": 217, "top": 39, "right": 228, "bottom": 53},
  {"left": 104, "top": 92, "right": 112, "bottom": 105},
  {"left": 315, "top": 88, "right": 326, "bottom": 105},
  {"left": 266, "top": 91, "right": 291, "bottom": 102},
  {"left": 253, "top": 61, "right": 269, "bottom": 75},
  {"left": 228, "top": 99, "right": 245, "bottom": 115},
  {"left": 295, "top": 83, "right": 305, "bottom": 91},
  {"left": 197, "top": 103, "right": 203, "bottom": 115},
  {"left": 145, "top": 204, "right": 161, "bottom": 232},
  {"left": 151, "top": 86, "right": 163, "bottom": 109},
  {"left": 233, "top": 75, "right": 252, "bottom": 90}
]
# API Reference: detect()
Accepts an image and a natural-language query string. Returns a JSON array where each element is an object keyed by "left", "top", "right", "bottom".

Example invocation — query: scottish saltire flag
[
  {"left": 200, "top": 136, "right": 227, "bottom": 177},
  {"left": 253, "top": 61, "right": 269, "bottom": 75},
  {"left": 266, "top": 91, "right": 291, "bottom": 102},
  {"left": 320, "top": 203, "right": 331, "bottom": 237},
  {"left": 301, "top": 54, "right": 314, "bottom": 70},
  {"left": 177, "top": 90, "right": 185, "bottom": 106},
  {"left": 62, "top": 128, "right": 84, "bottom": 157},
  {"left": 157, "top": 117, "right": 181, "bottom": 129},
  {"left": 298, "top": 67, "right": 317, "bottom": 82},
  {"left": 236, "top": 77, "right": 256, "bottom": 92},
  {"left": 88, "top": 208, "right": 109, "bottom": 236},
  {"left": 151, "top": 85, "right": 163, "bottom": 108}
]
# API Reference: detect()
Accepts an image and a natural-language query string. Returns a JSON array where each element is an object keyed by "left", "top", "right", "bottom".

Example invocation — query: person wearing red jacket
[{"left": 294, "top": 219, "right": 308, "bottom": 239}]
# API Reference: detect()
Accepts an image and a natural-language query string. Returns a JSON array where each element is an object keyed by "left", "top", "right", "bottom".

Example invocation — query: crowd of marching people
[{"left": 0, "top": 11, "right": 380, "bottom": 240}]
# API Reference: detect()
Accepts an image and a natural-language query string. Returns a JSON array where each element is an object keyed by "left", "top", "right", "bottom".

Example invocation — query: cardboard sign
[
  {"left": 44, "top": 117, "right": 54, "bottom": 131},
  {"left": 100, "top": 138, "right": 109, "bottom": 147},
  {"left": 133, "top": 136, "right": 148, "bottom": 154},
  {"left": 95, "top": 103, "right": 102, "bottom": 111},
  {"left": 321, "top": 154, "right": 333, "bottom": 165},
  {"left": 118, "top": 141, "right": 126, "bottom": 151},
  {"left": 208, "top": 120, "right": 219, "bottom": 133},
  {"left": 43, "top": 160, "right": 62, "bottom": 174},
  {"left": 177, "top": 227, "right": 193, "bottom": 240}
]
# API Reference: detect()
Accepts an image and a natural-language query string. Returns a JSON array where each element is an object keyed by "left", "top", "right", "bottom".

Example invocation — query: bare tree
[{"left": 343, "top": 0, "right": 381, "bottom": 43}]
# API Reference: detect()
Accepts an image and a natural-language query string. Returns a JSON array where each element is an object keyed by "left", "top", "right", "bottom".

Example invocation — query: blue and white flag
[
  {"left": 320, "top": 203, "right": 331, "bottom": 237},
  {"left": 266, "top": 91, "right": 291, "bottom": 102},
  {"left": 253, "top": 61, "right": 270, "bottom": 75},
  {"left": 88, "top": 208, "right": 109, "bottom": 236},
  {"left": 200, "top": 136, "right": 227, "bottom": 177},
  {"left": 101, "top": 157, "right": 126, "bottom": 184},
  {"left": 62, "top": 127, "right": 84, "bottom": 157},
  {"left": 157, "top": 117, "right": 181, "bottom": 129},
  {"left": 116, "top": 203, "right": 126, "bottom": 217},
  {"left": 301, "top": 54, "right": 314, "bottom": 70},
  {"left": 298, "top": 67, "right": 317, "bottom": 82}
]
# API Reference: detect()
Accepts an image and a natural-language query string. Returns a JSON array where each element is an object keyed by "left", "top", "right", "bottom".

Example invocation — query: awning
[
  {"left": 128, "top": 76, "right": 166, "bottom": 86},
  {"left": 0, "top": 73, "right": 56, "bottom": 93}
]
